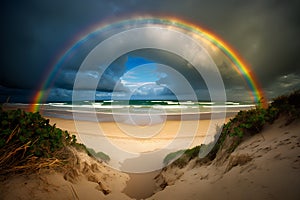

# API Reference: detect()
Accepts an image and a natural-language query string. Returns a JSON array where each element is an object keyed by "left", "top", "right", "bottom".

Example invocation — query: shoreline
[{"left": 2, "top": 102, "right": 247, "bottom": 121}]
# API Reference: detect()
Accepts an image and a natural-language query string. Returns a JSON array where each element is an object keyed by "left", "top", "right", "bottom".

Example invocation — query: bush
[
  {"left": 164, "top": 146, "right": 205, "bottom": 168},
  {"left": 0, "top": 108, "right": 79, "bottom": 174},
  {"left": 163, "top": 149, "right": 185, "bottom": 166},
  {"left": 269, "top": 90, "right": 300, "bottom": 124},
  {"left": 86, "top": 147, "right": 110, "bottom": 163}
]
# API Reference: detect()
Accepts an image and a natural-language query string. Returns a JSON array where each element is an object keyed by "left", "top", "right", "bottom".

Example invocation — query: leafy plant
[
  {"left": 163, "top": 149, "right": 185, "bottom": 166},
  {"left": 86, "top": 147, "right": 110, "bottom": 163},
  {"left": 164, "top": 145, "right": 206, "bottom": 168},
  {"left": 225, "top": 106, "right": 267, "bottom": 138},
  {"left": 0, "top": 108, "right": 81, "bottom": 174},
  {"left": 269, "top": 89, "right": 300, "bottom": 124}
]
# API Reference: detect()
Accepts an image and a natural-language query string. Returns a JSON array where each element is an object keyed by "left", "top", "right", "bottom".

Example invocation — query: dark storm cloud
[
  {"left": 55, "top": 55, "right": 128, "bottom": 91},
  {"left": 127, "top": 0, "right": 300, "bottom": 93},
  {"left": 0, "top": 0, "right": 129, "bottom": 89},
  {"left": 211, "top": 0, "right": 300, "bottom": 87},
  {"left": 1, "top": 0, "right": 299, "bottom": 101},
  {"left": 0, "top": 85, "right": 33, "bottom": 103},
  {"left": 119, "top": 0, "right": 300, "bottom": 99}
]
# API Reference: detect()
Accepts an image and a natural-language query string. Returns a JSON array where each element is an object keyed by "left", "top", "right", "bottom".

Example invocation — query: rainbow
[{"left": 30, "top": 17, "right": 266, "bottom": 112}]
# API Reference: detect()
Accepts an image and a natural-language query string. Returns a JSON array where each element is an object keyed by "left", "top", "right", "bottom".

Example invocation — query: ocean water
[{"left": 5, "top": 100, "right": 256, "bottom": 123}]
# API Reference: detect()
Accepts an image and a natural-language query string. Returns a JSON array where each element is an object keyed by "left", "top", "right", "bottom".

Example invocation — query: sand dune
[
  {"left": 152, "top": 117, "right": 300, "bottom": 200},
  {"left": 1, "top": 116, "right": 299, "bottom": 199},
  {"left": 0, "top": 148, "right": 131, "bottom": 200}
]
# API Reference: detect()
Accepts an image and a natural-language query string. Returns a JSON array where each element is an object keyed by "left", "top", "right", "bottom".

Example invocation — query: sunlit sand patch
[{"left": 47, "top": 117, "right": 224, "bottom": 153}]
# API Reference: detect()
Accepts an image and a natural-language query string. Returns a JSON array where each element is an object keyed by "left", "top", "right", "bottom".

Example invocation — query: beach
[
  {"left": 0, "top": 104, "right": 233, "bottom": 199},
  {"left": 1, "top": 115, "right": 299, "bottom": 200},
  {"left": 1, "top": 103, "right": 236, "bottom": 168},
  {"left": 46, "top": 115, "right": 228, "bottom": 198},
  {"left": 49, "top": 112, "right": 230, "bottom": 173},
  {"left": 47, "top": 116, "right": 227, "bottom": 153},
  {"left": 1, "top": 102, "right": 300, "bottom": 199},
  {"left": 152, "top": 117, "right": 300, "bottom": 200}
]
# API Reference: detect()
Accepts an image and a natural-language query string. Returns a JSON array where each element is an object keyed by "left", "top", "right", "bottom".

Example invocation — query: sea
[{"left": 3, "top": 100, "right": 256, "bottom": 123}]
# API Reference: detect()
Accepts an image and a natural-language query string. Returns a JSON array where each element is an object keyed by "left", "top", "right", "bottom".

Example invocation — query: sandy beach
[
  {"left": 153, "top": 117, "right": 300, "bottom": 200},
  {"left": 44, "top": 114, "right": 231, "bottom": 174},
  {"left": 1, "top": 116, "right": 299, "bottom": 200},
  {"left": 1, "top": 104, "right": 300, "bottom": 199},
  {"left": 47, "top": 116, "right": 227, "bottom": 153}
]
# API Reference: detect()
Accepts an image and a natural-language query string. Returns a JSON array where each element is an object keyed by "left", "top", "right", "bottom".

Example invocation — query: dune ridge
[
  {"left": 0, "top": 147, "right": 131, "bottom": 200},
  {"left": 152, "top": 117, "right": 300, "bottom": 200}
]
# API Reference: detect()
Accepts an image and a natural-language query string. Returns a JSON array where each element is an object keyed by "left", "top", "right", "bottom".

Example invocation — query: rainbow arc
[{"left": 31, "top": 17, "right": 265, "bottom": 112}]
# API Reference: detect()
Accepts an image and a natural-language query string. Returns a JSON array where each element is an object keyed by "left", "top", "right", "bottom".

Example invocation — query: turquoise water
[
  {"left": 46, "top": 100, "right": 255, "bottom": 113},
  {"left": 4, "top": 100, "right": 256, "bottom": 122}
]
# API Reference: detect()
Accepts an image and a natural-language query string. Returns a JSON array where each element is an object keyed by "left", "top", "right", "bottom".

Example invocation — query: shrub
[
  {"left": 224, "top": 107, "right": 267, "bottom": 138},
  {"left": 0, "top": 108, "right": 79, "bottom": 174},
  {"left": 164, "top": 145, "right": 207, "bottom": 168},
  {"left": 269, "top": 90, "right": 300, "bottom": 124},
  {"left": 163, "top": 149, "right": 185, "bottom": 166},
  {"left": 86, "top": 147, "right": 110, "bottom": 163}
]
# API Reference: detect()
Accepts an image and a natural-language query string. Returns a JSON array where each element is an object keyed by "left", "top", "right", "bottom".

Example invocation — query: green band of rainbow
[{"left": 30, "top": 17, "right": 266, "bottom": 112}]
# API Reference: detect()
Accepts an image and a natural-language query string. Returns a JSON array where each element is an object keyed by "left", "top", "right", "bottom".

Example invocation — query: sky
[{"left": 1, "top": 0, "right": 300, "bottom": 103}]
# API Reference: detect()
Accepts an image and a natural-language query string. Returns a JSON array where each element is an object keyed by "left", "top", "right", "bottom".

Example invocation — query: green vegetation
[
  {"left": 86, "top": 147, "right": 110, "bottom": 163},
  {"left": 163, "top": 146, "right": 203, "bottom": 168},
  {"left": 0, "top": 107, "right": 109, "bottom": 175},
  {"left": 165, "top": 90, "right": 300, "bottom": 168},
  {"left": 163, "top": 149, "right": 185, "bottom": 166},
  {"left": 268, "top": 90, "right": 300, "bottom": 123}
]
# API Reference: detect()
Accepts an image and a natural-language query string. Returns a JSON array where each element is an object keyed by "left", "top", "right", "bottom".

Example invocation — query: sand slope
[
  {"left": 151, "top": 118, "right": 300, "bottom": 200},
  {"left": 0, "top": 149, "right": 131, "bottom": 200}
]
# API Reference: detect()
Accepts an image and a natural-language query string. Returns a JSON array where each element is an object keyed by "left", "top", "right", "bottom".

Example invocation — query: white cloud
[{"left": 130, "top": 83, "right": 173, "bottom": 97}]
